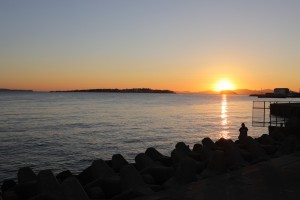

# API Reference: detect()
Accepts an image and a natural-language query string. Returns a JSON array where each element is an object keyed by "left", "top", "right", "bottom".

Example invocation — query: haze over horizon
[{"left": 1, "top": 1, "right": 299, "bottom": 92}]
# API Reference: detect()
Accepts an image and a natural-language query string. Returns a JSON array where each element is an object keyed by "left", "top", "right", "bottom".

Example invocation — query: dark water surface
[{"left": 0, "top": 92, "right": 268, "bottom": 181}]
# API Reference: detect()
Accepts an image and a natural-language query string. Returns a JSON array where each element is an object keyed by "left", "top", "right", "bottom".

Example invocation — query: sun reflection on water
[{"left": 220, "top": 94, "right": 230, "bottom": 139}]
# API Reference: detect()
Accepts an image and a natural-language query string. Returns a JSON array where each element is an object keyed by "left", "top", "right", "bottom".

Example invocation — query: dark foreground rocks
[
  {"left": 187, "top": 152, "right": 300, "bottom": 200},
  {"left": 1, "top": 130, "right": 300, "bottom": 200}
]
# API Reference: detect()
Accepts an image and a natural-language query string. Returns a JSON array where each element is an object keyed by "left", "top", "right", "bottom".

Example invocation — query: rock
[
  {"left": 156, "top": 156, "right": 173, "bottom": 167},
  {"left": 202, "top": 137, "right": 216, "bottom": 150},
  {"left": 175, "top": 142, "right": 191, "bottom": 153},
  {"left": 239, "top": 136, "right": 269, "bottom": 163},
  {"left": 27, "top": 193, "right": 52, "bottom": 200},
  {"left": 110, "top": 192, "right": 138, "bottom": 200},
  {"left": 15, "top": 167, "right": 39, "bottom": 199},
  {"left": 145, "top": 147, "right": 173, "bottom": 166},
  {"left": 198, "top": 145, "right": 213, "bottom": 162},
  {"left": 56, "top": 170, "right": 73, "bottom": 183},
  {"left": 86, "top": 186, "right": 105, "bottom": 199},
  {"left": 84, "top": 178, "right": 104, "bottom": 192},
  {"left": 14, "top": 167, "right": 39, "bottom": 199},
  {"left": 37, "top": 169, "right": 64, "bottom": 200},
  {"left": 16, "top": 180, "right": 39, "bottom": 199},
  {"left": 202, "top": 150, "right": 226, "bottom": 177},
  {"left": 17, "top": 167, "right": 37, "bottom": 184},
  {"left": 215, "top": 139, "right": 247, "bottom": 169},
  {"left": 84, "top": 175, "right": 121, "bottom": 199},
  {"left": 149, "top": 184, "right": 164, "bottom": 192},
  {"left": 257, "top": 134, "right": 275, "bottom": 145},
  {"left": 145, "top": 147, "right": 164, "bottom": 161},
  {"left": 278, "top": 136, "right": 299, "bottom": 155},
  {"left": 224, "top": 145, "right": 247, "bottom": 169},
  {"left": 134, "top": 149, "right": 176, "bottom": 185},
  {"left": 119, "top": 165, "right": 153, "bottom": 197},
  {"left": 260, "top": 144, "right": 278, "bottom": 155},
  {"left": 112, "top": 154, "right": 129, "bottom": 172},
  {"left": 141, "top": 166, "right": 174, "bottom": 184},
  {"left": 239, "top": 148, "right": 253, "bottom": 162},
  {"left": 215, "top": 138, "right": 235, "bottom": 149},
  {"left": 37, "top": 170, "right": 60, "bottom": 191},
  {"left": 174, "top": 157, "right": 197, "bottom": 183},
  {"left": 172, "top": 142, "right": 202, "bottom": 162},
  {"left": 78, "top": 159, "right": 115, "bottom": 186},
  {"left": 141, "top": 174, "right": 155, "bottom": 184},
  {"left": 192, "top": 143, "right": 202, "bottom": 152},
  {"left": 2, "top": 190, "right": 19, "bottom": 200},
  {"left": 135, "top": 153, "right": 157, "bottom": 171},
  {"left": 101, "top": 175, "right": 122, "bottom": 198},
  {"left": 171, "top": 148, "right": 188, "bottom": 164},
  {"left": 195, "top": 160, "right": 207, "bottom": 174},
  {"left": 105, "top": 160, "right": 113, "bottom": 168},
  {"left": 1, "top": 179, "right": 16, "bottom": 192},
  {"left": 207, "top": 150, "right": 226, "bottom": 171},
  {"left": 136, "top": 151, "right": 175, "bottom": 184},
  {"left": 61, "top": 177, "right": 89, "bottom": 200}
]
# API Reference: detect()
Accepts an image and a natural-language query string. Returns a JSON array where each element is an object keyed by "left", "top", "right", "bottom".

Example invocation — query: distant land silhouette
[
  {"left": 198, "top": 89, "right": 273, "bottom": 95},
  {"left": 220, "top": 90, "right": 237, "bottom": 94},
  {"left": 0, "top": 88, "right": 275, "bottom": 95},
  {"left": 0, "top": 88, "right": 33, "bottom": 92},
  {"left": 51, "top": 88, "right": 175, "bottom": 94}
]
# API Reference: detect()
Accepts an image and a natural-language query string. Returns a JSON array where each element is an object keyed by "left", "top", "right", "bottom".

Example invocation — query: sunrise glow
[{"left": 215, "top": 80, "right": 235, "bottom": 92}]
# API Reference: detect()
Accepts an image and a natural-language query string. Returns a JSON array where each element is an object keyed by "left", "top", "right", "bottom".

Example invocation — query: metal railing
[{"left": 252, "top": 101, "right": 300, "bottom": 127}]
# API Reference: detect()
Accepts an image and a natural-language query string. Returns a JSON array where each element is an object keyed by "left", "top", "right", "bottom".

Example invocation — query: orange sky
[{"left": 1, "top": 1, "right": 299, "bottom": 92}]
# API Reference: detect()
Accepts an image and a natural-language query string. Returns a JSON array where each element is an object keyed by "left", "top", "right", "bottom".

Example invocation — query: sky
[{"left": 0, "top": 0, "right": 299, "bottom": 92}]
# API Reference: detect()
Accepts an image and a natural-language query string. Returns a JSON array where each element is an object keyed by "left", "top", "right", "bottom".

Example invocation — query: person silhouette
[{"left": 238, "top": 123, "right": 248, "bottom": 141}]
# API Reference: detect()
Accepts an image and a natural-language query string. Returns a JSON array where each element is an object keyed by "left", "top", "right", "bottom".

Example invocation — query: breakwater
[
  {"left": 1, "top": 129, "right": 300, "bottom": 200},
  {"left": 50, "top": 88, "right": 175, "bottom": 94}
]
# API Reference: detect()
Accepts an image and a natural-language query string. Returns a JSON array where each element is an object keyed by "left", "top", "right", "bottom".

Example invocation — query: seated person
[{"left": 238, "top": 123, "right": 248, "bottom": 141}]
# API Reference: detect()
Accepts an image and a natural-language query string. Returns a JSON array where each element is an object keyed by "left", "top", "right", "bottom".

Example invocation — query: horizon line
[{"left": 1, "top": 87, "right": 277, "bottom": 93}]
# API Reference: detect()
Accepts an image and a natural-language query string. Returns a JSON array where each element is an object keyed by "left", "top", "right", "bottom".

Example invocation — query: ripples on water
[{"left": 0, "top": 92, "right": 268, "bottom": 181}]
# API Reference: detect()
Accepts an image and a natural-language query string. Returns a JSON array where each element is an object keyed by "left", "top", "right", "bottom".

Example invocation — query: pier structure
[
  {"left": 252, "top": 101, "right": 300, "bottom": 127},
  {"left": 250, "top": 88, "right": 300, "bottom": 98}
]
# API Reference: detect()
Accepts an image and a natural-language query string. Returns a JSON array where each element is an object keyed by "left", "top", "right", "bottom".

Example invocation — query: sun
[{"left": 215, "top": 80, "right": 234, "bottom": 92}]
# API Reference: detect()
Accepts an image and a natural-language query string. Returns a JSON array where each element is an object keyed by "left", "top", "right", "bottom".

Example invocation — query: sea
[{"left": 0, "top": 92, "right": 274, "bottom": 181}]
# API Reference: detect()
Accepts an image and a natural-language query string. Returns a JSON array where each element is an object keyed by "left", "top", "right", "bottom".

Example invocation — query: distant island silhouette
[
  {"left": 51, "top": 88, "right": 175, "bottom": 94},
  {"left": 220, "top": 90, "right": 237, "bottom": 94},
  {"left": 198, "top": 89, "right": 273, "bottom": 95},
  {"left": 0, "top": 88, "right": 33, "bottom": 92}
]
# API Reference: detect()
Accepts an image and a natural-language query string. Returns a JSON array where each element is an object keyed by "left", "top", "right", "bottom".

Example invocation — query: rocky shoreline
[{"left": 1, "top": 128, "right": 300, "bottom": 200}]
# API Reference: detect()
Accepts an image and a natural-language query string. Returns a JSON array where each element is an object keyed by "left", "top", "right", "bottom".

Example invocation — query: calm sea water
[{"left": 0, "top": 92, "right": 268, "bottom": 181}]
